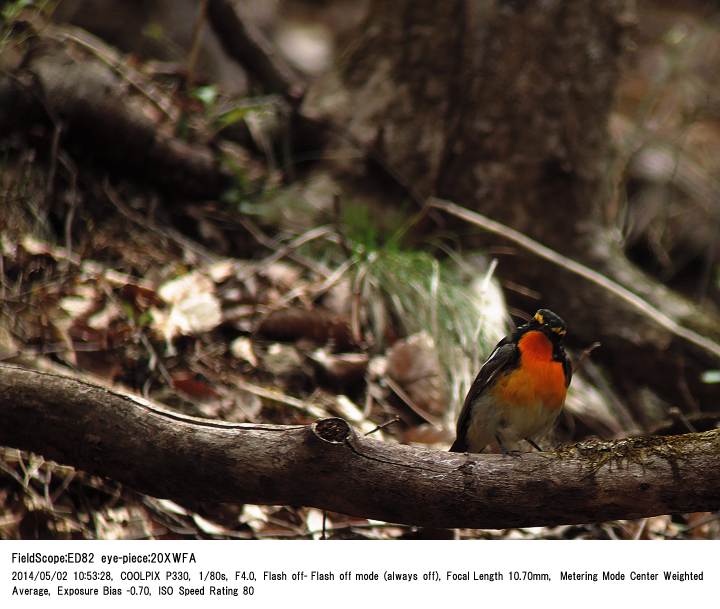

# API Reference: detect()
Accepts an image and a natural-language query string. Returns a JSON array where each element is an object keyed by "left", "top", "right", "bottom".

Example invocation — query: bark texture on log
[
  {"left": 1, "top": 364, "right": 719, "bottom": 529},
  {"left": 303, "top": 0, "right": 720, "bottom": 416}
]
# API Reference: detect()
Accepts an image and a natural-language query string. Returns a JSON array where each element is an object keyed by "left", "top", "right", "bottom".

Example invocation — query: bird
[{"left": 450, "top": 308, "right": 571, "bottom": 454}]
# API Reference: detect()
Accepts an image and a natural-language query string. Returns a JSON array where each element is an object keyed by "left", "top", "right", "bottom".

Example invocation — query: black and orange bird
[{"left": 450, "top": 309, "right": 571, "bottom": 453}]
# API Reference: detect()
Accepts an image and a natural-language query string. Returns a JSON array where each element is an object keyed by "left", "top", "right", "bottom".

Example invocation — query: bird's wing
[
  {"left": 450, "top": 340, "right": 519, "bottom": 452},
  {"left": 561, "top": 346, "right": 572, "bottom": 387}
]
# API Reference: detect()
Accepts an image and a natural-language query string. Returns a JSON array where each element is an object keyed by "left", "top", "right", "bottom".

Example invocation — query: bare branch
[{"left": 207, "top": 0, "right": 305, "bottom": 101}]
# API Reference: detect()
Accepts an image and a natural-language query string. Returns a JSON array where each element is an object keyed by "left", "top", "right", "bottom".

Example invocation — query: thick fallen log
[{"left": 1, "top": 364, "right": 719, "bottom": 529}]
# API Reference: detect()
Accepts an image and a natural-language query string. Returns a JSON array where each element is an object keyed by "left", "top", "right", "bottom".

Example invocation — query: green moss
[{"left": 553, "top": 429, "right": 720, "bottom": 476}]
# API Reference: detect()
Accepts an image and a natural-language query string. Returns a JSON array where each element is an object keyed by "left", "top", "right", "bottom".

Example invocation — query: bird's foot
[
  {"left": 494, "top": 436, "right": 524, "bottom": 457},
  {"left": 503, "top": 448, "right": 528, "bottom": 458}
]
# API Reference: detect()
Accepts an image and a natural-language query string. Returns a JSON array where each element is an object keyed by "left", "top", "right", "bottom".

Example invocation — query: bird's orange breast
[{"left": 491, "top": 330, "right": 567, "bottom": 411}]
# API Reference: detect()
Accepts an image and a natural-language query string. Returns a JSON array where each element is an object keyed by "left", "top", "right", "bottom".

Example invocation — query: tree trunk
[{"left": 303, "top": 0, "right": 720, "bottom": 420}]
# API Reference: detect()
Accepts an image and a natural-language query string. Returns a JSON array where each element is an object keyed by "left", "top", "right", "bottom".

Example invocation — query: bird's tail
[{"left": 448, "top": 438, "right": 466, "bottom": 452}]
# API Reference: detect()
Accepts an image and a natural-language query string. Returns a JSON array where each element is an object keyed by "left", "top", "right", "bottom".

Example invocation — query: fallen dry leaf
[
  {"left": 152, "top": 271, "right": 222, "bottom": 348},
  {"left": 386, "top": 332, "right": 448, "bottom": 417},
  {"left": 230, "top": 336, "right": 258, "bottom": 367}
]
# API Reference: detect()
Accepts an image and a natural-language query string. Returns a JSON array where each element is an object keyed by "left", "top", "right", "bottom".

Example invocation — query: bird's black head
[{"left": 527, "top": 308, "right": 567, "bottom": 341}]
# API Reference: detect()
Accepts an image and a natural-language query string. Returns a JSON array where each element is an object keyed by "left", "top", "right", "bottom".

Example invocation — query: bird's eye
[{"left": 533, "top": 312, "right": 544, "bottom": 324}]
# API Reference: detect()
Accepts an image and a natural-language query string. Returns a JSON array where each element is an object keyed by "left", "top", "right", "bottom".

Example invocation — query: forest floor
[{"left": 1, "top": 0, "right": 719, "bottom": 540}]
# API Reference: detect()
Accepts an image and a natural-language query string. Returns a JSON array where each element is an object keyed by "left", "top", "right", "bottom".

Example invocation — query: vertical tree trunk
[{"left": 304, "top": 0, "right": 720, "bottom": 419}]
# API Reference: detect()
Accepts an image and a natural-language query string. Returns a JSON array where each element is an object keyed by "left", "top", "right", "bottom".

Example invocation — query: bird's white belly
[{"left": 464, "top": 393, "right": 560, "bottom": 452}]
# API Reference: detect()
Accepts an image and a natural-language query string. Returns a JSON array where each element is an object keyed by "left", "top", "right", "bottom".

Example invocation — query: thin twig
[
  {"left": 59, "top": 152, "right": 78, "bottom": 263},
  {"left": 364, "top": 416, "right": 401, "bottom": 436},
  {"left": 233, "top": 379, "right": 328, "bottom": 419},
  {"left": 238, "top": 225, "right": 334, "bottom": 281},
  {"left": 237, "top": 218, "right": 332, "bottom": 278},
  {"left": 103, "top": 180, "right": 218, "bottom": 263},
  {"left": 429, "top": 197, "right": 720, "bottom": 360},
  {"left": 666, "top": 407, "right": 698, "bottom": 434},
  {"left": 350, "top": 262, "right": 371, "bottom": 346},
  {"left": 186, "top": 0, "right": 209, "bottom": 91},
  {"left": 139, "top": 332, "right": 174, "bottom": 389},
  {"left": 0, "top": 255, "right": 6, "bottom": 302},
  {"left": 384, "top": 376, "right": 443, "bottom": 428},
  {"left": 259, "top": 521, "right": 411, "bottom": 539},
  {"left": 332, "top": 194, "right": 353, "bottom": 258},
  {"left": 573, "top": 341, "right": 602, "bottom": 375},
  {"left": 266, "top": 257, "right": 355, "bottom": 315},
  {"left": 633, "top": 517, "right": 648, "bottom": 540},
  {"left": 44, "top": 121, "right": 62, "bottom": 207}
]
